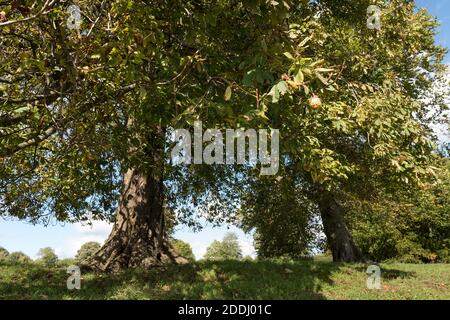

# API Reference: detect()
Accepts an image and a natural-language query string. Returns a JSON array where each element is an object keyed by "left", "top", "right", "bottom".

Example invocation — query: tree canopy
[
  {"left": 204, "top": 232, "right": 243, "bottom": 261},
  {"left": 0, "top": 0, "right": 448, "bottom": 268},
  {"left": 36, "top": 246, "right": 58, "bottom": 266},
  {"left": 75, "top": 241, "right": 101, "bottom": 264}
]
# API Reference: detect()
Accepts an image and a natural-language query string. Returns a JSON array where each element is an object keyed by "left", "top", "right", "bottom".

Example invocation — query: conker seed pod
[{"left": 308, "top": 94, "right": 322, "bottom": 110}]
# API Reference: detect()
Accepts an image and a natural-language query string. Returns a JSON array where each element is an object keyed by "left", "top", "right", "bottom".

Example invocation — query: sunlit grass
[{"left": 0, "top": 258, "right": 448, "bottom": 300}]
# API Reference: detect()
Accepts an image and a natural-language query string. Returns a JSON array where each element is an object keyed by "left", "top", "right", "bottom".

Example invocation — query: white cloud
[
  {"left": 73, "top": 220, "right": 113, "bottom": 236},
  {"left": 57, "top": 220, "right": 112, "bottom": 259},
  {"left": 239, "top": 237, "right": 256, "bottom": 258},
  {"left": 190, "top": 241, "right": 209, "bottom": 260}
]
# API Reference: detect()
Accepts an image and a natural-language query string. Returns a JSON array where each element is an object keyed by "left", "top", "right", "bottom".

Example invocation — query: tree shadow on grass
[
  {"left": 159, "top": 259, "right": 338, "bottom": 300},
  {"left": 354, "top": 265, "right": 417, "bottom": 280},
  {"left": 0, "top": 260, "right": 343, "bottom": 300}
]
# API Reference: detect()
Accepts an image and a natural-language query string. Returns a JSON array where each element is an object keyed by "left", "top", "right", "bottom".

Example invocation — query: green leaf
[
  {"left": 298, "top": 36, "right": 311, "bottom": 48},
  {"left": 261, "top": 39, "right": 268, "bottom": 53},
  {"left": 269, "top": 85, "right": 280, "bottom": 103},
  {"left": 277, "top": 81, "right": 289, "bottom": 96},
  {"left": 315, "top": 72, "right": 328, "bottom": 85},
  {"left": 294, "top": 70, "right": 304, "bottom": 83},
  {"left": 326, "top": 85, "right": 336, "bottom": 92},
  {"left": 303, "top": 85, "right": 310, "bottom": 95},
  {"left": 243, "top": 70, "right": 256, "bottom": 86},
  {"left": 283, "top": 52, "right": 295, "bottom": 60},
  {"left": 12, "top": 106, "right": 32, "bottom": 114},
  {"left": 316, "top": 68, "right": 334, "bottom": 73}
]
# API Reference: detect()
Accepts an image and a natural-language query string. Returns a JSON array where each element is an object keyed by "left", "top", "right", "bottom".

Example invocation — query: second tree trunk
[{"left": 318, "top": 195, "right": 365, "bottom": 262}]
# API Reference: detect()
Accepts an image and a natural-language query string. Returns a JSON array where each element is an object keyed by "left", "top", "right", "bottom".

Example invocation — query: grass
[{"left": 0, "top": 257, "right": 449, "bottom": 300}]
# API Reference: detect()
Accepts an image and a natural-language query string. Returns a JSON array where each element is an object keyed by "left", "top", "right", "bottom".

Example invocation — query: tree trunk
[
  {"left": 318, "top": 195, "right": 365, "bottom": 262},
  {"left": 91, "top": 128, "right": 187, "bottom": 272}
]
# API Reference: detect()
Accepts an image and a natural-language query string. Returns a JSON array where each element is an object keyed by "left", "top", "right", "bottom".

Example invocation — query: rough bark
[
  {"left": 91, "top": 128, "right": 187, "bottom": 272},
  {"left": 318, "top": 195, "right": 365, "bottom": 262}
]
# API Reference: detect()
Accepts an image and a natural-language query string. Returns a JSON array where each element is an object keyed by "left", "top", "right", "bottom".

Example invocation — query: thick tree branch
[
  {"left": 0, "top": 83, "right": 137, "bottom": 157},
  {"left": 0, "top": 113, "right": 27, "bottom": 127},
  {"left": 0, "top": 126, "right": 57, "bottom": 157},
  {"left": 0, "top": 0, "right": 56, "bottom": 27},
  {"left": 0, "top": 93, "right": 60, "bottom": 104}
]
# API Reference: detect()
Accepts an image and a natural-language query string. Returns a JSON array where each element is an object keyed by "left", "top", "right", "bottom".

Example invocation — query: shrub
[
  {"left": 36, "top": 247, "right": 59, "bottom": 266},
  {"left": 171, "top": 239, "right": 195, "bottom": 262},
  {"left": 204, "top": 232, "right": 242, "bottom": 261},
  {"left": 347, "top": 163, "right": 450, "bottom": 263},
  {"left": 0, "top": 246, "right": 9, "bottom": 262},
  {"left": 75, "top": 242, "right": 101, "bottom": 264},
  {"left": 58, "top": 258, "right": 77, "bottom": 267},
  {"left": 7, "top": 251, "right": 32, "bottom": 264}
]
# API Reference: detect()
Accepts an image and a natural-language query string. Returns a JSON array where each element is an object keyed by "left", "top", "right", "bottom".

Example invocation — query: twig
[{"left": 0, "top": 0, "right": 56, "bottom": 27}]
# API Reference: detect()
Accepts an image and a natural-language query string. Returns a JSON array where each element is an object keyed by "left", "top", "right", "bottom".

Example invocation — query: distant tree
[
  {"left": 204, "top": 232, "right": 242, "bottom": 261},
  {"left": 37, "top": 247, "right": 58, "bottom": 266},
  {"left": 58, "top": 258, "right": 76, "bottom": 267},
  {"left": 75, "top": 242, "right": 101, "bottom": 265},
  {"left": 7, "top": 252, "right": 32, "bottom": 264},
  {"left": 347, "top": 159, "right": 450, "bottom": 263},
  {"left": 171, "top": 239, "right": 195, "bottom": 262},
  {"left": 204, "top": 241, "right": 222, "bottom": 261},
  {"left": 0, "top": 246, "right": 9, "bottom": 261},
  {"left": 240, "top": 174, "right": 325, "bottom": 259}
]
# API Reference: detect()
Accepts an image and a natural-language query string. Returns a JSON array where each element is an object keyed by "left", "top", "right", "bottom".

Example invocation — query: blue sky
[
  {"left": 0, "top": 0, "right": 449, "bottom": 260},
  {"left": 0, "top": 218, "right": 255, "bottom": 260},
  {"left": 416, "top": 0, "right": 450, "bottom": 63}
]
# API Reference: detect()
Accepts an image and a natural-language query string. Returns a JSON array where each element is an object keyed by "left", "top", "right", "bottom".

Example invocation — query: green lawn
[{"left": 0, "top": 258, "right": 448, "bottom": 300}]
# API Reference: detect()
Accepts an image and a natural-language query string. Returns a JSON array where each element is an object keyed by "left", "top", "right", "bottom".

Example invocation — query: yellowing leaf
[
  {"left": 294, "top": 70, "right": 304, "bottom": 83},
  {"left": 315, "top": 72, "right": 328, "bottom": 85},
  {"left": 224, "top": 85, "right": 232, "bottom": 101},
  {"left": 316, "top": 67, "right": 334, "bottom": 73},
  {"left": 283, "top": 52, "right": 295, "bottom": 60}
]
